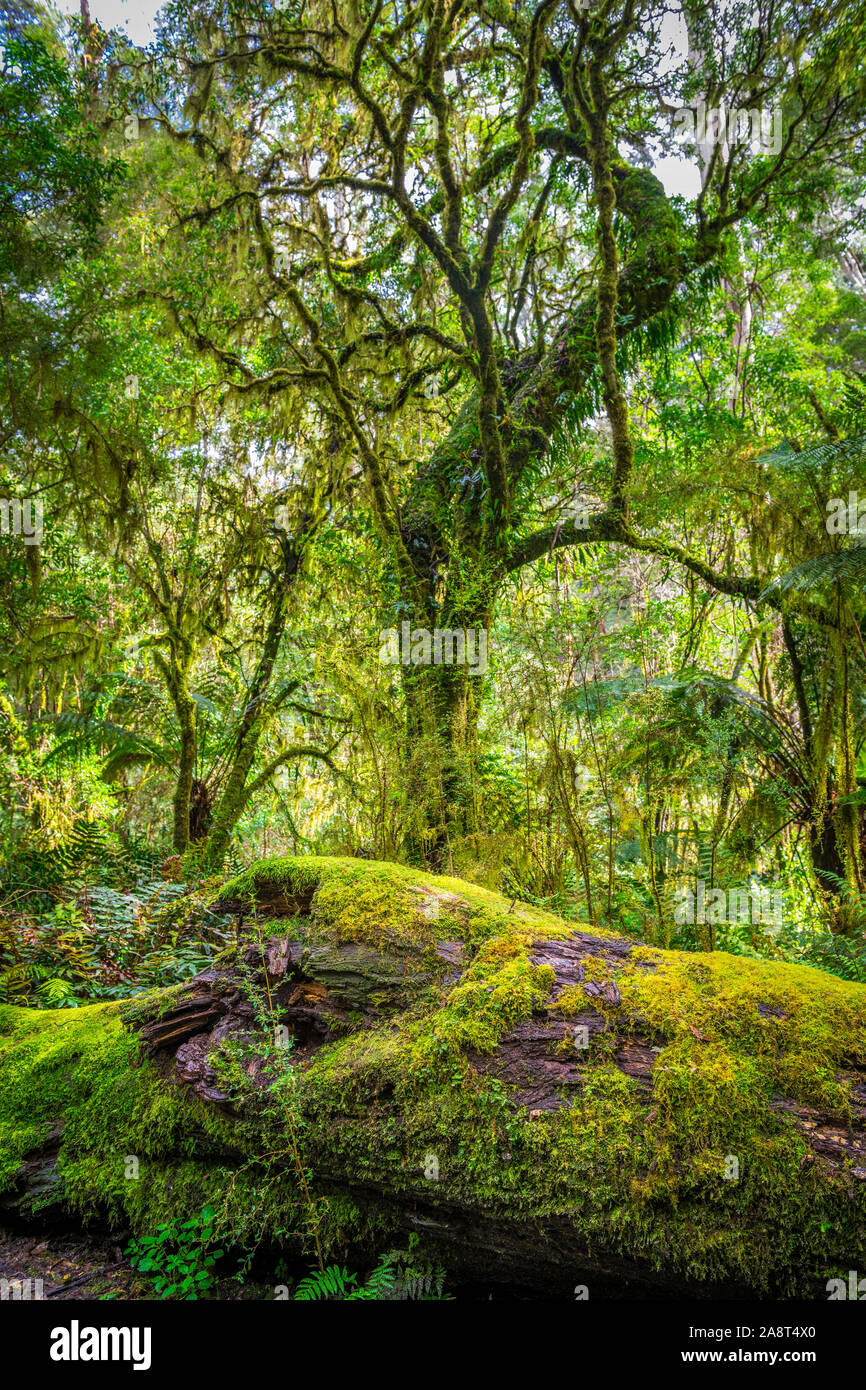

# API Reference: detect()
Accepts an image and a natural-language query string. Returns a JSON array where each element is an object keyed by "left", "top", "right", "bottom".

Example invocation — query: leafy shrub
[
  {"left": 0, "top": 872, "right": 233, "bottom": 1007},
  {"left": 126, "top": 1207, "right": 226, "bottom": 1300}
]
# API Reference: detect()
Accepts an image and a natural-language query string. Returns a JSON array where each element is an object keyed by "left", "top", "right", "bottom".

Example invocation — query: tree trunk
[
  {"left": 809, "top": 802, "right": 849, "bottom": 895},
  {"left": 2, "top": 856, "right": 865, "bottom": 1297},
  {"left": 397, "top": 594, "right": 492, "bottom": 867},
  {"left": 156, "top": 657, "right": 197, "bottom": 856},
  {"left": 202, "top": 531, "right": 312, "bottom": 873}
]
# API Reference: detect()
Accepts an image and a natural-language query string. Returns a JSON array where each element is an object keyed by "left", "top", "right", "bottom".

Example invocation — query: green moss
[
  {"left": 218, "top": 854, "right": 579, "bottom": 951},
  {"left": 412, "top": 933, "right": 556, "bottom": 1055},
  {"left": 619, "top": 946, "right": 866, "bottom": 1115},
  {"left": 0, "top": 998, "right": 247, "bottom": 1230},
  {"left": 0, "top": 1001, "right": 136, "bottom": 1193}
]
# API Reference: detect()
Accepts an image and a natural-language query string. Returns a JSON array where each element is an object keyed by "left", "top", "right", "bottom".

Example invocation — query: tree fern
[
  {"left": 753, "top": 432, "right": 866, "bottom": 475},
  {"left": 759, "top": 547, "right": 866, "bottom": 605}
]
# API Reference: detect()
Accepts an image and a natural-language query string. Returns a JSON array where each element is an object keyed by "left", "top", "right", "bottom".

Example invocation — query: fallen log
[{"left": 1, "top": 855, "right": 865, "bottom": 1298}]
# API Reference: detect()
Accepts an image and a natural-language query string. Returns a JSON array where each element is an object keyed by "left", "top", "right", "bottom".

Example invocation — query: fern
[
  {"left": 37, "top": 710, "right": 171, "bottom": 773},
  {"left": 361, "top": 1259, "right": 398, "bottom": 1300},
  {"left": 759, "top": 547, "right": 866, "bottom": 604},
  {"left": 802, "top": 931, "right": 866, "bottom": 983},
  {"left": 289, "top": 1245, "right": 448, "bottom": 1301},
  {"left": 292, "top": 1266, "right": 360, "bottom": 1301},
  {"left": 753, "top": 432, "right": 866, "bottom": 475}
]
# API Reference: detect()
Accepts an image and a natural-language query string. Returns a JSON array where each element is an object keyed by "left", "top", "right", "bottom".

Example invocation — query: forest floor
[
  {"left": 0, "top": 1226, "right": 142, "bottom": 1300},
  {"left": 0, "top": 1226, "right": 268, "bottom": 1300}
]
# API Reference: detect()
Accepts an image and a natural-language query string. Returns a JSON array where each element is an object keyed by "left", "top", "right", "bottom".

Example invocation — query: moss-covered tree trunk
[
  {"left": 201, "top": 524, "right": 316, "bottom": 873},
  {"left": 381, "top": 124, "right": 683, "bottom": 860},
  {"left": 152, "top": 650, "right": 197, "bottom": 856},
  {"left": 2, "top": 857, "right": 865, "bottom": 1297},
  {"left": 399, "top": 595, "right": 492, "bottom": 867}
]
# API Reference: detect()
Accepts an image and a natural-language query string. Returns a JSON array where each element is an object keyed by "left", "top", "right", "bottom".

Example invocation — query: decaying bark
[{"left": 135, "top": 917, "right": 866, "bottom": 1175}]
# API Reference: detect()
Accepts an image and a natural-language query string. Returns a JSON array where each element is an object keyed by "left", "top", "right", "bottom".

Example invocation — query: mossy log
[{"left": 2, "top": 857, "right": 866, "bottom": 1297}]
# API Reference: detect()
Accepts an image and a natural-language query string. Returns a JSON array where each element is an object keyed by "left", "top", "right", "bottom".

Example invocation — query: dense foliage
[{"left": 2, "top": 0, "right": 866, "bottom": 993}]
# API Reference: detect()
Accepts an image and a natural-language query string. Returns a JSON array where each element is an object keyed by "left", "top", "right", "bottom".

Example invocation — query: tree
[{"left": 107, "top": 0, "right": 866, "bottom": 864}]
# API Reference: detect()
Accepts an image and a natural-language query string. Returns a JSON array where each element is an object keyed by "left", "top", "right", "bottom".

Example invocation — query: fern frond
[
  {"left": 758, "top": 546, "right": 866, "bottom": 604},
  {"left": 292, "top": 1265, "right": 357, "bottom": 1301},
  {"left": 754, "top": 432, "right": 866, "bottom": 475}
]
